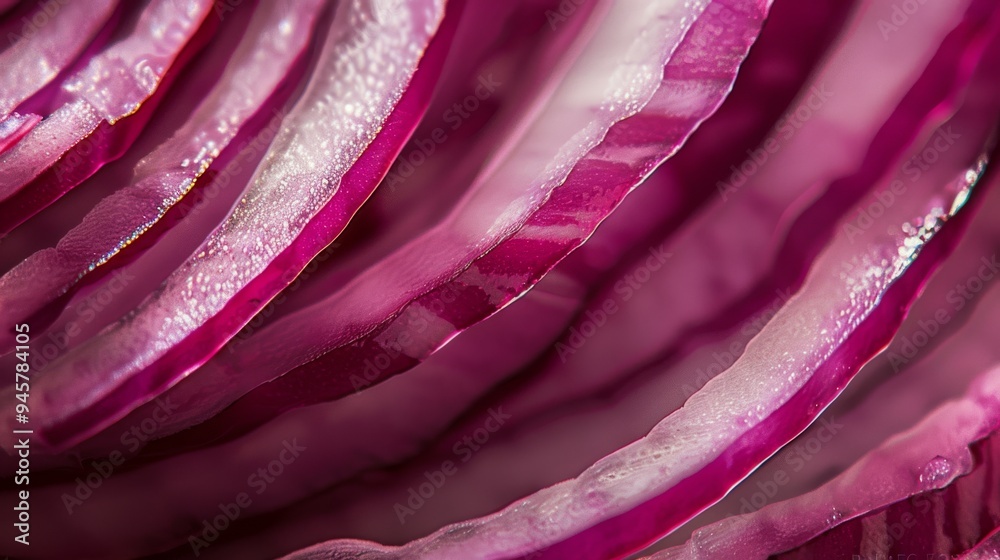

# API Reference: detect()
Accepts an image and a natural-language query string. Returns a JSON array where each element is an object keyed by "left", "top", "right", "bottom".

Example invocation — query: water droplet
[
  {"left": 825, "top": 509, "right": 844, "bottom": 527},
  {"left": 918, "top": 455, "right": 955, "bottom": 488}
]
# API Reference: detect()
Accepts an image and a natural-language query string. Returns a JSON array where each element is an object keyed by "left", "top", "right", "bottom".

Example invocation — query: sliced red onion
[
  {"left": 100, "top": 0, "right": 846, "bottom": 472},
  {"left": 129, "top": 0, "right": 979, "bottom": 460},
  {"left": 0, "top": 0, "right": 325, "bottom": 347},
  {"left": 0, "top": 0, "right": 214, "bottom": 229},
  {"left": 2, "top": 0, "right": 453, "bottom": 452},
  {"left": 6, "top": 145, "right": 994, "bottom": 560},
  {"left": 294, "top": 8, "right": 1000, "bottom": 545},
  {"left": 39, "top": 0, "right": 602, "bottom": 464},
  {"left": 116, "top": 0, "right": 773, "bottom": 453},
  {"left": 2, "top": 1, "right": 999, "bottom": 559}
]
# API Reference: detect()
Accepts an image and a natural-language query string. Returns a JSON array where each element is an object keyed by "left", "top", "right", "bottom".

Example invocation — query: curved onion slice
[
  {"left": 651, "top": 366, "right": 1000, "bottom": 559},
  {"left": 0, "top": 0, "right": 118, "bottom": 120},
  {"left": 0, "top": 0, "right": 454, "bottom": 452},
  {"left": 0, "top": 0, "right": 325, "bottom": 347},
  {"left": 658, "top": 170, "right": 1000, "bottom": 547},
  {"left": 0, "top": 0, "right": 214, "bottom": 230},
  {"left": 0, "top": 112, "right": 39, "bottom": 155}
]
